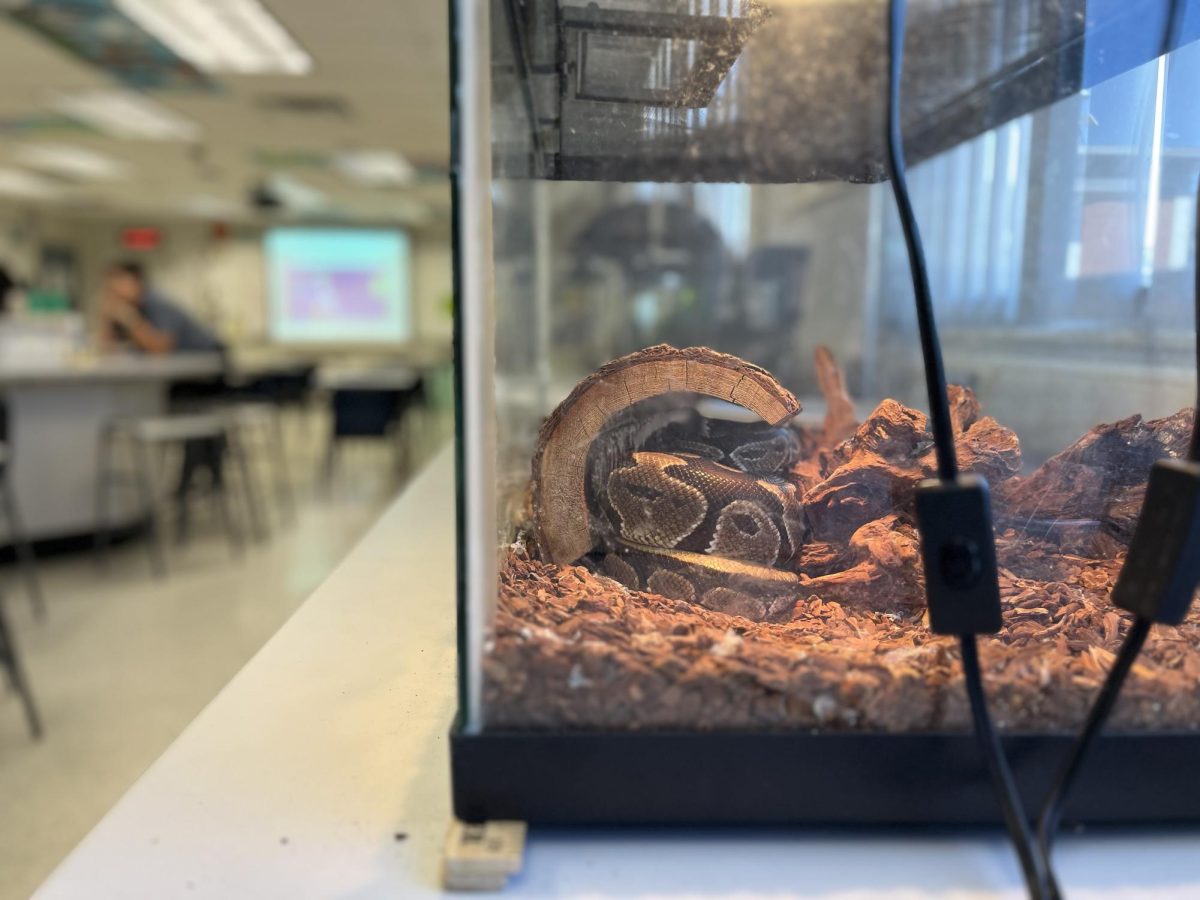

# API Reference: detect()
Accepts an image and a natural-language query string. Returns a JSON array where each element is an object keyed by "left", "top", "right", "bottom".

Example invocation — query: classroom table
[
  {"left": 0, "top": 353, "right": 225, "bottom": 544},
  {"left": 35, "top": 447, "right": 1200, "bottom": 898}
]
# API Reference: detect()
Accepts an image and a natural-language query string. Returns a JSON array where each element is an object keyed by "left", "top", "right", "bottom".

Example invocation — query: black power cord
[
  {"left": 1036, "top": 174, "right": 1200, "bottom": 900},
  {"left": 884, "top": 0, "right": 957, "bottom": 484},
  {"left": 886, "top": 1, "right": 1051, "bottom": 897},
  {"left": 1035, "top": 618, "right": 1151, "bottom": 900},
  {"left": 961, "top": 635, "right": 1053, "bottom": 899}
]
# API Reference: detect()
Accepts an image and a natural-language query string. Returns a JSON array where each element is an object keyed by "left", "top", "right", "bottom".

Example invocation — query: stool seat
[
  {"left": 109, "top": 413, "right": 228, "bottom": 443},
  {"left": 95, "top": 411, "right": 251, "bottom": 577}
]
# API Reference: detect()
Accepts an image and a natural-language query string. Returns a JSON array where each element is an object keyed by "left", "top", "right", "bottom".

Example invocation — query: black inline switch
[
  {"left": 1112, "top": 458, "right": 1200, "bottom": 626},
  {"left": 915, "top": 475, "right": 1002, "bottom": 635}
]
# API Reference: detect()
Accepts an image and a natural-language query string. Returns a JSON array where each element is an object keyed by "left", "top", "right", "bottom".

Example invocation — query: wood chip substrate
[{"left": 484, "top": 397, "right": 1200, "bottom": 733}]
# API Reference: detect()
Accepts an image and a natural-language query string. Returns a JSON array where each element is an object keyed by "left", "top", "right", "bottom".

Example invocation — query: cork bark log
[{"left": 532, "top": 344, "right": 802, "bottom": 565}]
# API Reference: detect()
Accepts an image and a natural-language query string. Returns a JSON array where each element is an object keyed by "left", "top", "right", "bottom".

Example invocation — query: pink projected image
[
  {"left": 286, "top": 269, "right": 390, "bottom": 322},
  {"left": 267, "top": 228, "right": 409, "bottom": 344}
]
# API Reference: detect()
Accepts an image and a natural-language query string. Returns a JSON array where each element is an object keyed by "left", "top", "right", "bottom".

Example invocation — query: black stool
[
  {"left": 95, "top": 412, "right": 257, "bottom": 577},
  {"left": 322, "top": 378, "right": 425, "bottom": 485}
]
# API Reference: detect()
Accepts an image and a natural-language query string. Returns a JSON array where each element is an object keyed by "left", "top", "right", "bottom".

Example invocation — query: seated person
[
  {"left": 99, "top": 261, "right": 227, "bottom": 521},
  {"left": 100, "top": 260, "right": 223, "bottom": 355}
]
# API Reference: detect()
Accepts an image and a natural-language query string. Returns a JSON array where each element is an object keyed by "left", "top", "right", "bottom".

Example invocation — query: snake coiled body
[
  {"left": 531, "top": 345, "right": 808, "bottom": 620},
  {"left": 586, "top": 411, "right": 807, "bottom": 619}
]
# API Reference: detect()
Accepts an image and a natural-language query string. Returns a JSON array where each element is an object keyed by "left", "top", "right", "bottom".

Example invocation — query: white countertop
[
  {"left": 0, "top": 353, "right": 224, "bottom": 386},
  {"left": 36, "top": 447, "right": 1200, "bottom": 899}
]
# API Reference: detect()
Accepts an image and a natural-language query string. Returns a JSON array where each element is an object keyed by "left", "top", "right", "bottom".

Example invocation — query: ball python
[{"left": 585, "top": 411, "right": 807, "bottom": 620}]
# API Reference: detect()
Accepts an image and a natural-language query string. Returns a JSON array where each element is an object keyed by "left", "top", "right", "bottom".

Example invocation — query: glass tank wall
[{"left": 460, "top": 0, "right": 1200, "bottom": 735}]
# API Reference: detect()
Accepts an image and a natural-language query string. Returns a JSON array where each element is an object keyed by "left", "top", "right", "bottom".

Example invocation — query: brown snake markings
[{"left": 588, "top": 415, "right": 807, "bottom": 619}]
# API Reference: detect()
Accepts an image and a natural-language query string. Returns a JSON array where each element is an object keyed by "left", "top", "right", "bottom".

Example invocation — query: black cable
[
  {"left": 885, "top": 0, "right": 958, "bottom": 482},
  {"left": 1035, "top": 617, "right": 1152, "bottom": 900},
  {"left": 885, "top": 2, "right": 1050, "bottom": 896},
  {"left": 962, "top": 636, "right": 1052, "bottom": 899}
]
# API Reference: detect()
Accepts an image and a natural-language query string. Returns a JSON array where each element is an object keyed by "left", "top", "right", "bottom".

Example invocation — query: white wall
[
  {"left": 411, "top": 237, "right": 455, "bottom": 342},
  {"left": 0, "top": 205, "right": 90, "bottom": 287},
  {"left": 144, "top": 225, "right": 455, "bottom": 345}
]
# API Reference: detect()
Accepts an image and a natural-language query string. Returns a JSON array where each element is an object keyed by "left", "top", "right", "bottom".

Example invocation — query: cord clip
[
  {"left": 1112, "top": 458, "right": 1200, "bottom": 626},
  {"left": 915, "top": 475, "right": 1002, "bottom": 635}
]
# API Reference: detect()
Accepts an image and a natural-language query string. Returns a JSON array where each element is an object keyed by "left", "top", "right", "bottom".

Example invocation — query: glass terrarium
[{"left": 451, "top": 0, "right": 1200, "bottom": 825}]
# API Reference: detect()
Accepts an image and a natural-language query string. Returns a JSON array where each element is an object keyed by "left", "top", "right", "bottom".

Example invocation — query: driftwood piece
[
  {"left": 932, "top": 416, "right": 1022, "bottom": 485},
  {"left": 796, "top": 540, "right": 843, "bottom": 575},
  {"left": 804, "top": 389, "right": 1020, "bottom": 543},
  {"left": 785, "top": 346, "right": 858, "bottom": 492},
  {"left": 532, "top": 345, "right": 802, "bottom": 565},
  {"left": 802, "top": 398, "right": 931, "bottom": 542},
  {"left": 947, "top": 384, "right": 981, "bottom": 432},
  {"left": 814, "top": 344, "right": 859, "bottom": 445},
  {"left": 824, "top": 398, "right": 927, "bottom": 473},
  {"left": 997, "top": 407, "right": 1193, "bottom": 553},
  {"left": 793, "top": 514, "right": 925, "bottom": 613}
]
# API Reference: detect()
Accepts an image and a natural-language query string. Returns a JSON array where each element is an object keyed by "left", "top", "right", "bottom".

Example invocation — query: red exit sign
[{"left": 121, "top": 227, "right": 163, "bottom": 251}]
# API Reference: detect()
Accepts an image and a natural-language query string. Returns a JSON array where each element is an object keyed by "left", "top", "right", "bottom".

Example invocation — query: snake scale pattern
[{"left": 585, "top": 410, "right": 807, "bottom": 619}]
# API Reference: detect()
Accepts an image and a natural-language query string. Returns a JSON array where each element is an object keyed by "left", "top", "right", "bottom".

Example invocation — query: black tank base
[{"left": 451, "top": 722, "right": 1200, "bottom": 827}]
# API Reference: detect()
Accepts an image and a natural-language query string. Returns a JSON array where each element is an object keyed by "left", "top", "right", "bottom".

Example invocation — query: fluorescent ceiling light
[
  {"left": 334, "top": 150, "right": 414, "bottom": 186},
  {"left": 0, "top": 167, "right": 59, "bottom": 199},
  {"left": 50, "top": 90, "right": 200, "bottom": 142},
  {"left": 115, "top": 0, "right": 313, "bottom": 76},
  {"left": 13, "top": 143, "right": 129, "bottom": 181}
]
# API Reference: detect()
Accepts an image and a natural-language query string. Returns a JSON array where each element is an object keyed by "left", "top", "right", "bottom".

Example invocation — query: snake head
[{"left": 729, "top": 432, "right": 801, "bottom": 474}]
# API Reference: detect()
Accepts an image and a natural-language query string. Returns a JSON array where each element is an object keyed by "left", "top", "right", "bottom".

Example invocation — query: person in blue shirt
[
  {"left": 100, "top": 261, "right": 228, "bottom": 525},
  {"left": 100, "top": 261, "right": 223, "bottom": 355}
]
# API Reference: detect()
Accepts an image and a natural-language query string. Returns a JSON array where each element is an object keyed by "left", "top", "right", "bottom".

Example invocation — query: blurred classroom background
[
  {"left": 3, "top": 1, "right": 1200, "bottom": 896},
  {"left": 0, "top": 3, "right": 450, "bottom": 897}
]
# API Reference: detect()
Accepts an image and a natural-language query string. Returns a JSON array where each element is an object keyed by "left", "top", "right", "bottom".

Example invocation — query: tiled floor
[{"left": 0, "top": 428, "right": 430, "bottom": 900}]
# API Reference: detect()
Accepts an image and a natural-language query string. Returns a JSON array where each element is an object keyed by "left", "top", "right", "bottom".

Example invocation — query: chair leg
[
  {"left": 321, "top": 438, "right": 339, "bottom": 494},
  {"left": 94, "top": 429, "right": 114, "bottom": 569},
  {"left": 270, "top": 413, "right": 295, "bottom": 523},
  {"left": 214, "top": 470, "right": 245, "bottom": 561},
  {"left": 228, "top": 431, "right": 267, "bottom": 542},
  {"left": 1, "top": 472, "right": 45, "bottom": 622},
  {"left": 0, "top": 593, "right": 42, "bottom": 739},
  {"left": 394, "top": 406, "right": 420, "bottom": 479},
  {"left": 130, "top": 438, "right": 168, "bottom": 578}
]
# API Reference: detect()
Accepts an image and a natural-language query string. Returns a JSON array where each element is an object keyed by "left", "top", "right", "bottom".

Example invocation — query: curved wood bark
[{"left": 532, "top": 344, "right": 802, "bottom": 565}]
